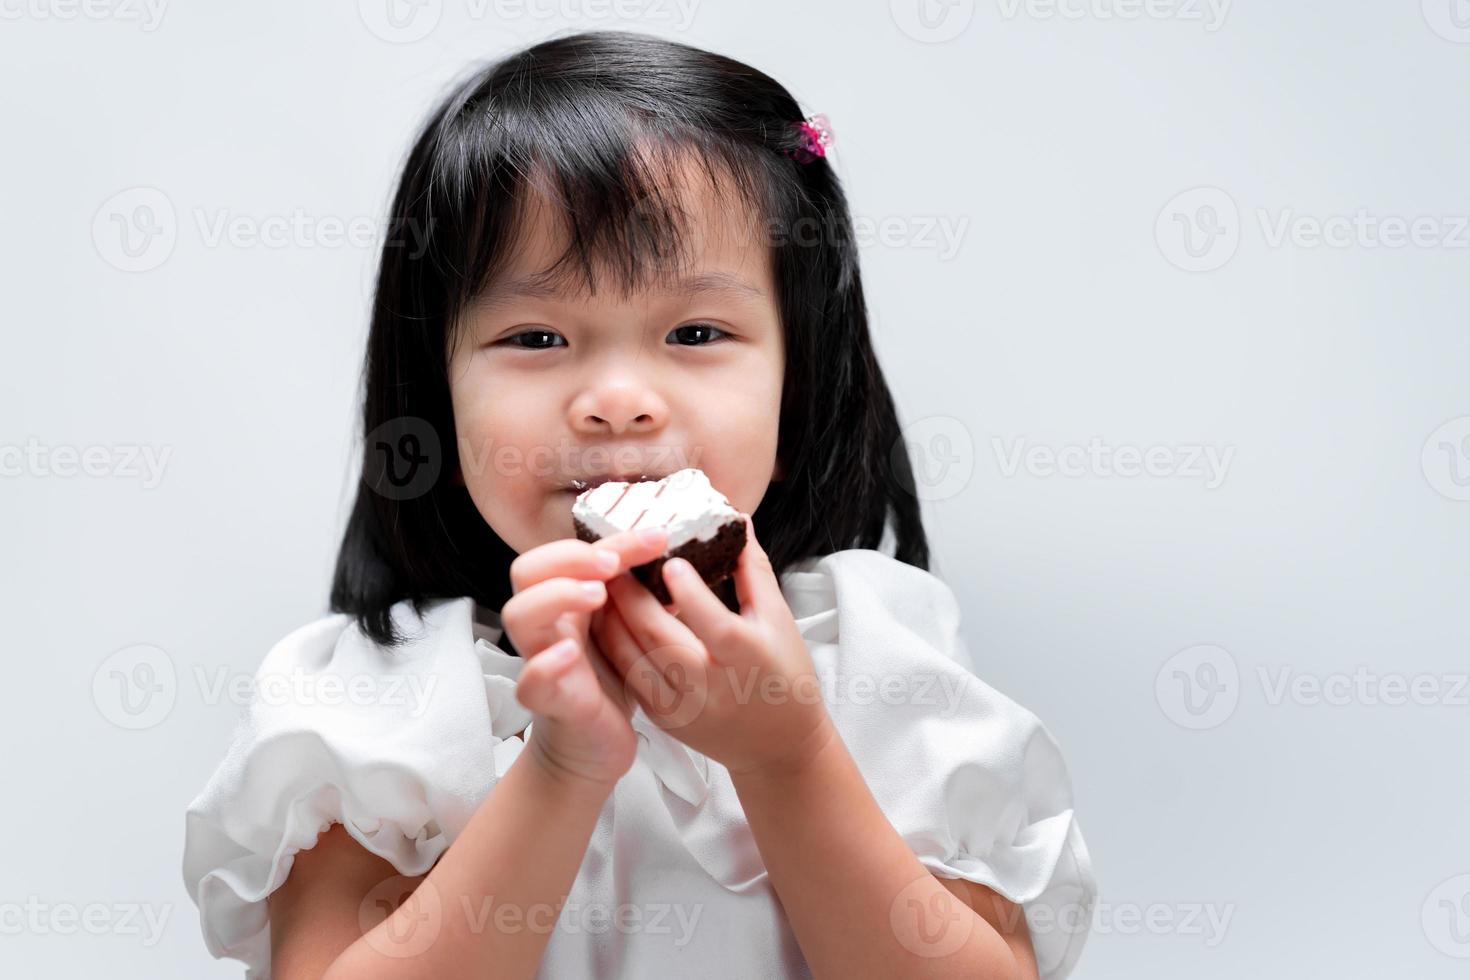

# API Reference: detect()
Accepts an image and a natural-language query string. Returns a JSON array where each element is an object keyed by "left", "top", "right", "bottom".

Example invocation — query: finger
[
  {"left": 583, "top": 610, "right": 631, "bottom": 717},
  {"left": 598, "top": 599, "right": 706, "bottom": 730},
  {"left": 605, "top": 572, "right": 707, "bottom": 676},
  {"left": 545, "top": 616, "right": 615, "bottom": 721},
  {"left": 661, "top": 557, "right": 750, "bottom": 659},
  {"left": 514, "top": 634, "right": 601, "bottom": 723},
  {"left": 509, "top": 528, "right": 671, "bottom": 593},
  {"left": 594, "top": 600, "right": 648, "bottom": 692},
  {"left": 520, "top": 612, "right": 580, "bottom": 672},
  {"left": 731, "top": 513, "right": 783, "bottom": 621},
  {"left": 500, "top": 577, "right": 607, "bottom": 660}
]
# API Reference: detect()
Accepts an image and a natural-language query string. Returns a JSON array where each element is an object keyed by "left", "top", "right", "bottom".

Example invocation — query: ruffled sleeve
[
  {"left": 781, "top": 550, "right": 1098, "bottom": 980},
  {"left": 181, "top": 597, "right": 530, "bottom": 980}
]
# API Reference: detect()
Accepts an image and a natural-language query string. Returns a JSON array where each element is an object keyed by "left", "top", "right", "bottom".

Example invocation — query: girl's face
[{"left": 446, "top": 164, "right": 785, "bottom": 555}]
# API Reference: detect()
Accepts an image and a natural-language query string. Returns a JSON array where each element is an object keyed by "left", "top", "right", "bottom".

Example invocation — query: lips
[{"left": 562, "top": 473, "right": 662, "bottom": 494}]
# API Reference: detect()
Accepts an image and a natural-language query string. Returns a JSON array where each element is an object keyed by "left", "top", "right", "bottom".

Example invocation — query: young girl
[{"left": 182, "top": 30, "right": 1096, "bottom": 980}]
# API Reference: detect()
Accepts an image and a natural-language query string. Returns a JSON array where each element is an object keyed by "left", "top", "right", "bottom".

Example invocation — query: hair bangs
[{"left": 425, "top": 93, "right": 780, "bottom": 358}]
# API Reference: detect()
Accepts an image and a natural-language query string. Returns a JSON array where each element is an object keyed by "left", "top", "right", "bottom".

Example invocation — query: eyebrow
[{"left": 472, "top": 270, "right": 765, "bottom": 311}]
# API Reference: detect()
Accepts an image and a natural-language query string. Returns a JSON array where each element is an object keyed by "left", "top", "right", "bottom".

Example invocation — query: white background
[{"left": 3, "top": 1, "right": 1468, "bottom": 976}]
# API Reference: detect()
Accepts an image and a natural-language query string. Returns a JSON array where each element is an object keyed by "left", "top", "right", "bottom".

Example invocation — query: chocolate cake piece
[{"left": 571, "top": 467, "right": 746, "bottom": 610}]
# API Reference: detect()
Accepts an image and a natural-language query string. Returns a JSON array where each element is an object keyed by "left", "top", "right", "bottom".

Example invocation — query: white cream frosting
[{"left": 572, "top": 467, "right": 739, "bottom": 550}]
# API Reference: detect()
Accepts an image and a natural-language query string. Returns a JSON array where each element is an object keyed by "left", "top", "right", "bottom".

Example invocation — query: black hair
[{"left": 330, "top": 29, "right": 929, "bottom": 648}]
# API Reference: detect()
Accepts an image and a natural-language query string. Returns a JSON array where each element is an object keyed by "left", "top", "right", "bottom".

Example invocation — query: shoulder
[
  {"left": 216, "top": 594, "right": 506, "bottom": 753},
  {"left": 181, "top": 596, "right": 514, "bottom": 976},
  {"left": 791, "top": 552, "right": 1098, "bottom": 980},
  {"left": 784, "top": 548, "right": 959, "bottom": 608},
  {"left": 781, "top": 548, "right": 965, "bottom": 663},
  {"left": 246, "top": 596, "right": 483, "bottom": 694}
]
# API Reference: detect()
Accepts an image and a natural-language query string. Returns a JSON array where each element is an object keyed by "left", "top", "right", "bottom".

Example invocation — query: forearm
[
  {"left": 325, "top": 746, "right": 610, "bottom": 980},
  {"left": 730, "top": 720, "right": 1022, "bottom": 980}
]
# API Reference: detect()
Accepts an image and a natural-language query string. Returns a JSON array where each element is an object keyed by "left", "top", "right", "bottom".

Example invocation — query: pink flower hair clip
[{"left": 786, "top": 113, "right": 835, "bottom": 164}]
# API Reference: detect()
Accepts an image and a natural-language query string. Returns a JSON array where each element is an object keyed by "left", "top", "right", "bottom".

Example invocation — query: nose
[{"left": 569, "top": 376, "right": 669, "bottom": 436}]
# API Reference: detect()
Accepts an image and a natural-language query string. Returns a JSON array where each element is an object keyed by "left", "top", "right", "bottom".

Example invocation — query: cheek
[
  {"left": 697, "top": 377, "right": 781, "bottom": 515},
  {"left": 731, "top": 364, "right": 781, "bottom": 447},
  {"left": 451, "top": 385, "right": 533, "bottom": 494}
]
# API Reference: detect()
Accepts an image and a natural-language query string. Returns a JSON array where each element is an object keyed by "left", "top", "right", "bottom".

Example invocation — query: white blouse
[{"left": 181, "top": 548, "right": 1097, "bottom": 979}]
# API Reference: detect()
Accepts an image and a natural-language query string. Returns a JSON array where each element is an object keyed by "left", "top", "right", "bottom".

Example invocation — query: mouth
[{"left": 561, "top": 473, "right": 662, "bottom": 494}]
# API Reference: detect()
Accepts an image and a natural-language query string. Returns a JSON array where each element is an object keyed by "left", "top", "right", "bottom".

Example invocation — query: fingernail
[
  {"left": 637, "top": 527, "right": 666, "bottom": 544},
  {"left": 595, "top": 549, "right": 619, "bottom": 573},
  {"left": 665, "top": 558, "right": 689, "bottom": 579},
  {"left": 581, "top": 581, "right": 605, "bottom": 600}
]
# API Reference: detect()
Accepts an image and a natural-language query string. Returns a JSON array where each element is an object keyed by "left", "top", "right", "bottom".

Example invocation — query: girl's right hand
[{"left": 501, "top": 527, "right": 670, "bottom": 789}]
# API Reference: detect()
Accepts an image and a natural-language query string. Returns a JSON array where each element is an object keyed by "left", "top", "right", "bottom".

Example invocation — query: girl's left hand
[{"left": 590, "top": 514, "right": 836, "bottom": 777}]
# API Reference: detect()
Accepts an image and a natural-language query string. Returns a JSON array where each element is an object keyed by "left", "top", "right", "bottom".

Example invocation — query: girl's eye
[
  {"left": 492, "top": 324, "right": 728, "bottom": 350},
  {"left": 667, "top": 323, "right": 729, "bottom": 347},
  {"left": 497, "top": 329, "right": 566, "bottom": 350}
]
